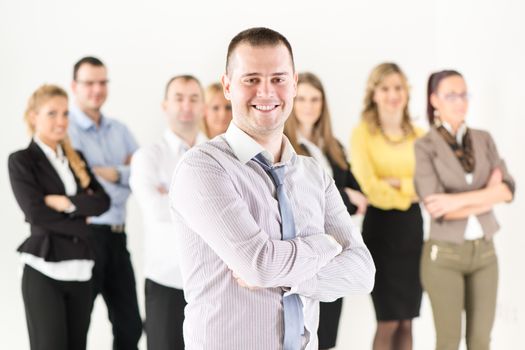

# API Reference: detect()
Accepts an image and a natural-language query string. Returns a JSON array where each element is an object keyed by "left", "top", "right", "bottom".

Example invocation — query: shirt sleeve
[
  {"left": 130, "top": 147, "right": 171, "bottom": 223},
  {"left": 414, "top": 137, "right": 445, "bottom": 200},
  {"left": 292, "top": 172, "right": 375, "bottom": 302},
  {"left": 117, "top": 124, "right": 139, "bottom": 186},
  {"left": 170, "top": 150, "right": 343, "bottom": 289},
  {"left": 400, "top": 176, "right": 416, "bottom": 197},
  {"left": 484, "top": 131, "right": 515, "bottom": 197}
]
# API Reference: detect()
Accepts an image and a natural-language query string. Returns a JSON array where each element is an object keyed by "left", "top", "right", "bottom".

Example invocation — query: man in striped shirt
[{"left": 170, "top": 27, "right": 375, "bottom": 350}]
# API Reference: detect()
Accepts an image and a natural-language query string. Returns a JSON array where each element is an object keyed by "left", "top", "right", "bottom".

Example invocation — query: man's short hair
[
  {"left": 225, "top": 27, "right": 295, "bottom": 75},
  {"left": 73, "top": 56, "right": 105, "bottom": 81},
  {"left": 164, "top": 75, "right": 203, "bottom": 99}
]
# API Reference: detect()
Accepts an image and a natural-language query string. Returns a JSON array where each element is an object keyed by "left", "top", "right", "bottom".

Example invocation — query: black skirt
[{"left": 362, "top": 204, "right": 423, "bottom": 321}]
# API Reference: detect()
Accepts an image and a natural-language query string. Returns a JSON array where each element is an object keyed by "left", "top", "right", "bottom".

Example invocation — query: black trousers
[
  {"left": 90, "top": 225, "right": 143, "bottom": 350},
  {"left": 145, "top": 279, "right": 186, "bottom": 350},
  {"left": 318, "top": 297, "right": 343, "bottom": 349},
  {"left": 22, "top": 264, "right": 92, "bottom": 350}
]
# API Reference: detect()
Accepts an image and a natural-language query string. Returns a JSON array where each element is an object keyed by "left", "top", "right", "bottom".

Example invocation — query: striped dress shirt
[{"left": 170, "top": 122, "right": 375, "bottom": 350}]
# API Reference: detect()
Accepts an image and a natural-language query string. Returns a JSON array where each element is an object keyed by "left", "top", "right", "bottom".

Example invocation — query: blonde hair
[
  {"left": 202, "top": 82, "right": 229, "bottom": 138},
  {"left": 284, "top": 72, "right": 347, "bottom": 169},
  {"left": 361, "top": 63, "right": 415, "bottom": 137},
  {"left": 24, "top": 84, "right": 91, "bottom": 189},
  {"left": 204, "top": 82, "right": 223, "bottom": 105}
]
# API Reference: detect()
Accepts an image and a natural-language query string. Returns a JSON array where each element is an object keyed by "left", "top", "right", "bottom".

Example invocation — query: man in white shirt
[
  {"left": 169, "top": 28, "right": 375, "bottom": 350},
  {"left": 130, "top": 75, "right": 207, "bottom": 350}
]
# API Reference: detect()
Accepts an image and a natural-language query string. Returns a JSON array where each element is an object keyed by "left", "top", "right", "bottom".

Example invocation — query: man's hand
[
  {"left": 232, "top": 271, "right": 259, "bottom": 290},
  {"left": 44, "top": 195, "right": 73, "bottom": 212},
  {"left": 344, "top": 187, "right": 368, "bottom": 215},
  {"left": 93, "top": 166, "right": 119, "bottom": 183}
]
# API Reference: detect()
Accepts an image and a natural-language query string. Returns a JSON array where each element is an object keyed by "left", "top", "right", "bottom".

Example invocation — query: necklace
[{"left": 380, "top": 127, "right": 407, "bottom": 145}]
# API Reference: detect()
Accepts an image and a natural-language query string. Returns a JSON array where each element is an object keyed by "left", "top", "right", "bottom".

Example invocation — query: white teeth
[{"left": 254, "top": 105, "right": 276, "bottom": 111}]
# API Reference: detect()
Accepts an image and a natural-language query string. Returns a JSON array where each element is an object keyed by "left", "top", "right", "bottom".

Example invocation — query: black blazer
[
  {"left": 301, "top": 141, "right": 362, "bottom": 215},
  {"left": 8, "top": 141, "right": 110, "bottom": 262}
]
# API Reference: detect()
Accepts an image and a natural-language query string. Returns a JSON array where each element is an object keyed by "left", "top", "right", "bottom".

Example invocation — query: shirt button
[{"left": 73, "top": 237, "right": 78, "bottom": 243}]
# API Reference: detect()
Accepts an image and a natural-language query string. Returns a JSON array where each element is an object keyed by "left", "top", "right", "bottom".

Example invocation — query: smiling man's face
[{"left": 222, "top": 43, "right": 297, "bottom": 138}]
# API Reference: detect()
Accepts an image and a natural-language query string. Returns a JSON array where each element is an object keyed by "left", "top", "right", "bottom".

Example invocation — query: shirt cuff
[
  {"left": 116, "top": 165, "right": 131, "bottom": 186},
  {"left": 291, "top": 275, "right": 318, "bottom": 297}
]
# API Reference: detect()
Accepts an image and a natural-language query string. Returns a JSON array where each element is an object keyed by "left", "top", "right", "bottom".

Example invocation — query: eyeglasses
[
  {"left": 438, "top": 92, "right": 469, "bottom": 103},
  {"left": 75, "top": 79, "right": 109, "bottom": 87}
]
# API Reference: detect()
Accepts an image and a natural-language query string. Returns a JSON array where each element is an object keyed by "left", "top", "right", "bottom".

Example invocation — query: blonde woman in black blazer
[
  {"left": 8, "top": 84, "right": 110, "bottom": 350},
  {"left": 415, "top": 71, "right": 515, "bottom": 350}
]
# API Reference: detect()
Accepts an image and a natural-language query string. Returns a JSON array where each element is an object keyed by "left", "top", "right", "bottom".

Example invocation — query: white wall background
[{"left": 1, "top": 0, "right": 523, "bottom": 348}]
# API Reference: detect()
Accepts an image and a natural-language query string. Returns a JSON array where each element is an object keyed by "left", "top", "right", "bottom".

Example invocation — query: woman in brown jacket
[{"left": 414, "top": 70, "right": 515, "bottom": 350}]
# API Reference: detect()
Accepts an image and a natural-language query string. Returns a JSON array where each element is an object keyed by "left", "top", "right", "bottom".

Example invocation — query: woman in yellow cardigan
[{"left": 351, "top": 63, "right": 424, "bottom": 350}]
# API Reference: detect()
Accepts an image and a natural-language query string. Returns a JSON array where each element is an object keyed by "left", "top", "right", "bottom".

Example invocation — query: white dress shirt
[
  {"left": 20, "top": 137, "right": 94, "bottom": 281},
  {"left": 170, "top": 122, "right": 375, "bottom": 349},
  {"left": 441, "top": 122, "right": 484, "bottom": 240},
  {"left": 130, "top": 129, "right": 207, "bottom": 289}
]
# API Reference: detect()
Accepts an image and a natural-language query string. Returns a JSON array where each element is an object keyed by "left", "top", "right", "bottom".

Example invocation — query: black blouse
[{"left": 300, "top": 141, "right": 362, "bottom": 215}]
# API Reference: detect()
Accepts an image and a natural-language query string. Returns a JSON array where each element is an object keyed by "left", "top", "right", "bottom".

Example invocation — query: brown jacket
[{"left": 414, "top": 127, "right": 515, "bottom": 243}]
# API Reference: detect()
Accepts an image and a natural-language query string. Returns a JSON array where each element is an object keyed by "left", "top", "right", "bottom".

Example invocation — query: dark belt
[{"left": 89, "top": 224, "right": 126, "bottom": 233}]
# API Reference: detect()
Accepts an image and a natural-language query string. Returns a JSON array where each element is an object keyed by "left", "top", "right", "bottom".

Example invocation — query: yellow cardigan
[{"left": 350, "top": 121, "right": 425, "bottom": 210}]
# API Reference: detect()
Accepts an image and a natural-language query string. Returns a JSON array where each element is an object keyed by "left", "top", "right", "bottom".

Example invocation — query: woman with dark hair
[
  {"left": 284, "top": 71, "right": 367, "bottom": 349},
  {"left": 351, "top": 63, "right": 424, "bottom": 350},
  {"left": 415, "top": 70, "right": 515, "bottom": 350},
  {"left": 8, "top": 84, "right": 110, "bottom": 350}
]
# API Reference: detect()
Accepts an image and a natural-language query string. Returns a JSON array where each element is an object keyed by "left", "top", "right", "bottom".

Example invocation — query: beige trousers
[{"left": 421, "top": 238, "right": 498, "bottom": 350}]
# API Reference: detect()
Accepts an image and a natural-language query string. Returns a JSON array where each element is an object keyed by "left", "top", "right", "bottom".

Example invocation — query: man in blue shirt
[{"left": 69, "top": 56, "right": 142, "bottom": 349}]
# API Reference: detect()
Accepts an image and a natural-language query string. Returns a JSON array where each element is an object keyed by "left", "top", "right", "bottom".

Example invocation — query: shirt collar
[
  {"left": 224, "top": 121, "right": 296, "bottom": 165},
  {"left": 297, "top": 133, "right": 321, "bottom": 151},
  {"left": 298, "top": 134, "right": 323, "bottom": 157},
  {"left": 33, "top": 136, "right": 65, "bottom": 162},
  {"left": 163, "top": 129, "right": 208, "bottom": 153},
  {"left": 70, "top": 104, "right": 109, "bottom": 131},
  {"left": 441, "top": 120, "right": 468, "bottom": 145}
]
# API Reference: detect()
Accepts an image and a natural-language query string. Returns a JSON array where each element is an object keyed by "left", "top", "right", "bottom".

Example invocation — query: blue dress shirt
[{"left": 68, "top": 105, "right": 139, "bottom": 225}]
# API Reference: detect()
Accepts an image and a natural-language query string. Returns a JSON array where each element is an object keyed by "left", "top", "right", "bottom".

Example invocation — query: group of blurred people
[{"left": 8, "top": 26, "right": 514, "bottom": 350}]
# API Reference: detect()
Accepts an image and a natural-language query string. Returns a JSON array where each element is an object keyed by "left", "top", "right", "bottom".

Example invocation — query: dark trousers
[
  {"left": 145, "top": 279, "right": 186, "bottom": 350},
  {"left": 90, "top": 225, "right": 143, "bottom": 350},
  {"left": 318, "top": 298, "right": 343, "bottom": 349},
  {"left": 22, "top": 264, "right": 92, "bottom": 350}
]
